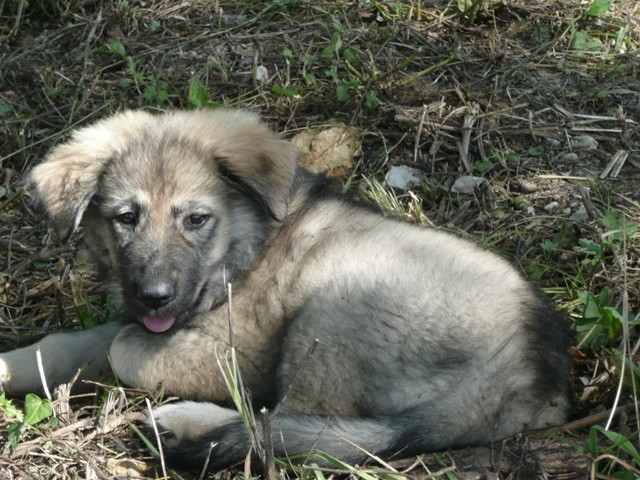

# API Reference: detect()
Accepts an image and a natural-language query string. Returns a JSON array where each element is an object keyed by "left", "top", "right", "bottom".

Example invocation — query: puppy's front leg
[
  {"left": 110, "top": 323, "right": 239, "bottom": 401},
  {"left": 0, "top": 322, "right": 123, "bottom": 395}
]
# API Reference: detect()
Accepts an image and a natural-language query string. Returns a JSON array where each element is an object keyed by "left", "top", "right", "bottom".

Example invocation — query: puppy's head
[{"left": 29, "top": 109, "right": 300, "bottom": 331}]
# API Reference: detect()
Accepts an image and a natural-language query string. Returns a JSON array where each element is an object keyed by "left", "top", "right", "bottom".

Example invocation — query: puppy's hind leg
[
  {"left": 152, "top": 403, "right": 404, "bottom": 472},
  {"left": 151, "top": 402, "right": 242, "bottom": 448},
  {"left": 0, "top": 321, "right": 123, "bottom": 395}
]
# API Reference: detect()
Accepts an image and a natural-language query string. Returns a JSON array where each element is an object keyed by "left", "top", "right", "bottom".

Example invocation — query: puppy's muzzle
[{"left": 136, "top": 281, "right": 175, "bottom": 309}]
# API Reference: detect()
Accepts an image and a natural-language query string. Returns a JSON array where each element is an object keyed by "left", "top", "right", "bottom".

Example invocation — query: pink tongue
[{"left": 143, "top": 316, "right": 176, "bottom": 333}]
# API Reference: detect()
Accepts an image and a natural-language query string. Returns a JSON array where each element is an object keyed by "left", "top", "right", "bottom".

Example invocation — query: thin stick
[
  {"left": 0, "top": 189, "right": 22, "bottom": 213},
  {"left": 577, "top": 184, "right": 596, "bottom": 220},
  {"left": 549, "top": 403, "right": 637, "bottom": 432},
  {"left": 271, "top": 339, "right": 319, "bottom": 417},
  {"left": 605, "top": 289, "right": 628, "bottom": 431},
  {"left": 225, "top": 282, "right": 263, "bottom": 461},
  {"left": 413, "top": 106, "right": 427, "bottom": 164},
  {"left": 82, "top": 8, "right": 103, "bottom": 73},
  {"left": 227, "top": 283, "right": 256, "bottom": 442},
  {"left": 260, "top": 408, "right": 277, "bottom": 480},
  {"left": 145, "top": 398, "right": 168, "bottom": 479},
  {"left": 402, "top": 51, "right": 457, "bottom": 85},
  {"left": 36, "top": 347, "right": 52, "bottom": 401},
  {"left": 198, "top": 441, "right": 218, "bottom": 480}
]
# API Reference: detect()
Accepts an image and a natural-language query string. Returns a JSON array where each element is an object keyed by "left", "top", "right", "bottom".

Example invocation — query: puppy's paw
[
  {"left": 0, "top": 356, "right": 8, "bottom": 390},
  {"left": 149, "top": 401, "right": 240, "bottom": 446}
]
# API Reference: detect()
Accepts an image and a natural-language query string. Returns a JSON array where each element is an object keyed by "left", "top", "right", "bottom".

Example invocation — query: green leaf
[
  {"left": 572, "top": 30, "right": 603, "bottom": 52},
  {"left": 106, "top": 41, "right": 127, "bottom": 58},
  {"left": 603, "top": 208, "right": 637, "bottom": 240},
  {"left": 364, "top": 90, "right": 379, "bottom": 109},
  {"left": 598, "top": 287, "right": 611, "bottom": 307},
  {"left": 585, "top": 0, "right": 611, "bottom": 17},
  {"left": 75, "top": 304, "right": 97, "bottom": 329},
  {"left": 188, "top": 76, "right": 208, "bottom": 108},
  {"left": 472, "top": 159, "right": 494, "bottom": 173},
  {"left": 142, "top": 85, "right": 156, "bottom": 103},
  {"left": 304, "top": 73, "right": 315, "bottom": 86},
  {"left": 0, "top": 186, "right": 6, "bottom": 198},
  {"left": 23, "top": 393, "right": 53, "bottom": 426},
  {"left": 344, "top": 47, "right": 358, "bottom": 62},
  {"left": 8, "top": 423, "right": 23, "bottom": 447},
  {"left": 588, "top": 424, "right": 599, "bottom": 455},
  {"left": 506, "top": 151, "right": 519, "bottom": 162},
  {"left": 0, "top": 100, "right": 11, "bottom": 117},
  {"left": 0, "top": 392, "right": 24, "bottom": 422},
  {"left": 591, "top": 425, "right": 640, "bottom": 461},
  {"left": 603, "top": 208, "right": 622, "bottom": 230},
  {"left": 324, "top": 64, "right": 339, "bottom": 81},
  {"left": 271, "top": 85, "right": 299, "bottom": 98},
  {"left": 577, "top": 290, "right": 601, "bottom": 319},
  {"left": 540, "top": 239, "right": 559, "bottom": 253},
  {"left": 282, "top": 48, "right": 293, "bottom": 59},
  {"left": 330, "top": 32, "right": 342, "bottom": 54},
  {"left": 599, "top": 308, "right": 621, "bottom": 337},
  {"left": 44, "top": 416, "right": 59, "bottom": 428},
  {"left": 336, "top": 84, "right": 350, "bottom": 102},
  {"left": 156, "top": 85, "right": 169, "bottom": 105},
  {"left": 526, "top": 145, "right": 544, "bottom": 157},
  {"left": 321, "top": 45, "right": 335, "bottom": 59},
  {"left": 577, "top": 238, "right": 605, "bottom": 258}
]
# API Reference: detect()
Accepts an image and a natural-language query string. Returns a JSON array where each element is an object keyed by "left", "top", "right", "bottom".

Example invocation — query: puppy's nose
[{"left": 137, "top": 282, "right": 174, "bottom": 309}]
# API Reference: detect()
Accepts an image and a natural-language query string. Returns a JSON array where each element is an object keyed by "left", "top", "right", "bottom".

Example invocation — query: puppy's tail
[{"left": 152, "top": 402, "right": 424, "bottom": 472}]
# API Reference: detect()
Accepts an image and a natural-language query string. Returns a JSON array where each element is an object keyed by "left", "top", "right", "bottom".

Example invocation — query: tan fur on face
[{"left": 29, "top": 110, "right": 299, "bottom": 239}]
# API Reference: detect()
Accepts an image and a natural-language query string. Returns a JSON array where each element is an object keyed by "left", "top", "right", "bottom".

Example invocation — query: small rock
[
  {"left": 544, "top": 201, "right": 559, "bottom": 212},
  {"left": 570, "top": 135, "right": 598, "bottom": 151},
  {"left": 570, "top": 208, "right": 589, "bottom": 222},
  {"left": 517, "top": 180, "right": 538, "bottom": 193},
  {"left": 489, "top": 208, "right": 508, "bottom": 220},
  {"left": 105, "top": 458, "right": 149, "bottom": 477},
  {"left": 451, "top": 175, "right": 487, "bottom": 194},
  {"left": 293, "top": 123, "right": 360, "bottom": 177},
  {"left": 385, "top": 165, "right": 423, "bottom": 190},
  {"left": 255, "top": 65, "right": 269, "bottom": 83},
  {"left": 559, "top": 152, "right": 580, "bottom": 162},
  {"left": 526, "top": 206, "right": 535, "bottom": 215}
]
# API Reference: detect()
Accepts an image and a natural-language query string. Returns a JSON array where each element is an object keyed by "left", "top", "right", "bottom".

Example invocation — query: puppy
[{"left": 0, "top": 109, "right": 569, "bottom": 471}]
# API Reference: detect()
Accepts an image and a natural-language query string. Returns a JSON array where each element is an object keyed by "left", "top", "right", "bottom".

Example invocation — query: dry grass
[{"left": 0, "top": 1, "right": 639, "bottom": 478}]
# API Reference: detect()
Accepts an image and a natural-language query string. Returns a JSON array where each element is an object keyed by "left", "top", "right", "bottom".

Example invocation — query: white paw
[{"left": 149, "top": 401, "right": 239, "bottom": 445}]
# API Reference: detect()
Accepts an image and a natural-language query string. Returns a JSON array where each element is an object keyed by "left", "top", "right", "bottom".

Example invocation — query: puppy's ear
[
  {"left": 216, "top": 137, "right": 299, "bottom": 221},
  {"left": 29, "top": 145, "right": 106, "bottom": 240},
  {"left": 28, "top": 111, "right": 150, "bottom": 240},
  {"left": 189, "top": 110, "right": 300, "bottom": 221}
]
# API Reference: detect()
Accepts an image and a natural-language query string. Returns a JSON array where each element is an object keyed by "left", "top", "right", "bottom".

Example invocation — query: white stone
[{"left": 385, "top": 165, "right": 424, "bottom": 190}]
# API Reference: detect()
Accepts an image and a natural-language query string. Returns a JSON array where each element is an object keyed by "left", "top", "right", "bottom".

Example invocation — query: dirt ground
[{"left": 0, "top": 1, "right": 639, "bottom": 479}]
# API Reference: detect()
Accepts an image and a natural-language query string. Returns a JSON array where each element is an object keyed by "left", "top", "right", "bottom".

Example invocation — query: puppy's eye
[
  {"left": 185, "top": 213, "right": 209, "bottom": 229},
  {"left": 116, "top": 212, "right": 137, "bottom": 226}
]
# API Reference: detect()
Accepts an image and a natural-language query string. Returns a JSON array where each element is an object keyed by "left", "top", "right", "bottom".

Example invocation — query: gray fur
[{"left": 0, "top": 109, "right": 569, "bottom": 471}]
